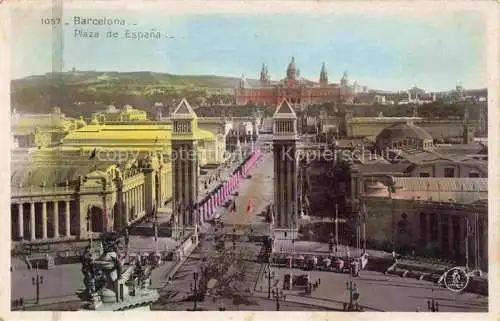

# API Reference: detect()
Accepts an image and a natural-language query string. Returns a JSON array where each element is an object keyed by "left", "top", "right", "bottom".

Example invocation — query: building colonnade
[
  {"left": 417, "top": 211, "right": 486, "bottom": 264},
  {"left": 11, "top": 200, "right": 75, "bottom": 241},
  {"left": 123, "top": 184, "right": 145, "bottom": 225}
]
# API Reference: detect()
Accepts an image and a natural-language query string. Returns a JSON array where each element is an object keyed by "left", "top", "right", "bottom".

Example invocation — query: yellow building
[
  {"left": 10, "top": 100, "right": 225, "bottom": 244},
  {"left": 92, "top": 105, "right": 148, "bottom": 122},
  {"left": 11, "top": 107, "right": 86, "bottom": 148}
]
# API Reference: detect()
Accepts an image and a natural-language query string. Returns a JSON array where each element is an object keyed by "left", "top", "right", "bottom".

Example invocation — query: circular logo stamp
[{"left": 444, "top": 267, "right": 470, "bottom": 292}]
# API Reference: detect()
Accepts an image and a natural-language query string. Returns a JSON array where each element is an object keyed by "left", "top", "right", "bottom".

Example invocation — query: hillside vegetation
[{"left": 11, "top": 71, "right": 253, "bottom": 117}]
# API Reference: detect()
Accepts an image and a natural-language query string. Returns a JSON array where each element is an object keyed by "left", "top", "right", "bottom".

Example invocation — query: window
[
  {"left": 444, "top": 167, "right": 455, "bottom": 178},
  {"left": 419, "top": 172, "right": 430, "bottom": 177},
  {"left": 469, "top": 172, "right": 480, "bottom": 178}
]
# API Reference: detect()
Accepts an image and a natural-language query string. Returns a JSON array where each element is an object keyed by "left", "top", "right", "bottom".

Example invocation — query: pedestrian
[{"left": 318, "top": 278, "right": 321, "bottom": 285}]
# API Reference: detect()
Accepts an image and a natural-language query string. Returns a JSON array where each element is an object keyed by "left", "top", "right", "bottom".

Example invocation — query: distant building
[
  {"left": 361, "top": 178, "right": 487, "bottom": 269},
  {"left": 11, "top": 107, "right": 86, "bottom": 148},
  {"left": 91, "top": 105, "right": 148, "bottom": 122},
  {"left": 343, "top": 108, "right": 477, "bottom": 141},
  {"left": 235, "top": 57, "right": 354, "bottom": 108}
]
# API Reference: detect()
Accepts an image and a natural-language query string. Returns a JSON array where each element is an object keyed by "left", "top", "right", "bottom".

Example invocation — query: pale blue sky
[{"left": 11, "top": 9, "right": 487, "bottom": 91}]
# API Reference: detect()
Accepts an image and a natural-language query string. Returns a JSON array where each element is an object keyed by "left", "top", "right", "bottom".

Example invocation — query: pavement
[
  {"left": 253, "top": 266, "right": 488, "bottom": 312},
  {"left": 10, "top": 262, "right": 83, "bottom": 307}
]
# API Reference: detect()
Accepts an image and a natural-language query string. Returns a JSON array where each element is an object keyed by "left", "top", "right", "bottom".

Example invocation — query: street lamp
[
  {"left": 272, "top": 288, "right": 286, "bottom": 311},
  {"left": 361, "top": 198, "right": 367, "bottom": 252},
  {"left": 32, "top": 267, "right": 43, "bottom": 304},
  {"left": 344, "top": 280, "right": 361, "bottom": 311},
  {"left": 264, "top": 261, "right": 276, "bottom": 299},
  {"left": 190, "top": 272, "right": 200, "bottom": 311},
  {"left": 232, "top": 227, "right": 237, "bottom": 248}
]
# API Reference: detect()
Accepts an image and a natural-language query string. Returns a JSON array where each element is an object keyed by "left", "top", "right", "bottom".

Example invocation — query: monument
[
  {"left": 79, "top": 232, "right": 160, "bottom": 311},
  {"left": 272, "top": 99, "right": 299, "bottom": 239},
  {"left": 170, "top": 99, "right": 199, "bottom": 241}
]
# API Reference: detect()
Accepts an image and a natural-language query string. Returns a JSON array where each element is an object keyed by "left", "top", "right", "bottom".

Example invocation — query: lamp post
[
  {"left": 32, "top": 266, "right": 43, "bottom": 305},
  {"left": 272, "top": 288, "right": 286, "bottom": 311},
  {"left": 361, "top": 198, "right": 367, "bottom": 252},
  {"left": 335, "top": 203, "right": 339, "bottom": 254},
  {"left": 344, "top": 279, "right": 361, "bottom": 311},
  {"left": 190, "top": 272, "right": 199, "bottom": 311},
  {"left": 232, "top": 227, "right": 237, "bottom": 249},
  {"left": 264, "top": 261, "right": 276, "bottom": 299}
]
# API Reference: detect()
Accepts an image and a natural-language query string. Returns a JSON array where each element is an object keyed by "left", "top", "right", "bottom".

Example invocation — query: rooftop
[
  {"left": 377, "top": 122, "right": 432, "bottom": 141},
  {"left": 11, "top": 161, "right": 117, "bottom": 188},
  {"left": 350, "top": 117, "right": 424, "bottom": 123},
  {"left": 62, "top": 124, "right": 173, "bottom": 146},
  {"left": 365, "top": 177, "right": 488, "bottom": 204},
  {"left": 351, "top": 163, "right": 413, "bottom": 174},
  {"left": 434, "top": 143, "right": 487, "bottom": 156}
]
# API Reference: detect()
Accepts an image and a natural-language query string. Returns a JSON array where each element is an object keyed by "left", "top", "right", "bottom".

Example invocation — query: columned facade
[
  {"left": 364, "top": 196, "right": 488, "bottom": 270},
  {"left": 272, "top": 99, "right": 298, "bottom": 236},
  {"left": 11, "top": 199, "right": 76, "bottom": 242},
  {"left": 11, "top": 166, "right": 150, "bottom": 243}
]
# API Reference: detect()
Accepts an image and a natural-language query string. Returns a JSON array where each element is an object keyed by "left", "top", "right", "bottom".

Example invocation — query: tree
[{"left": 202, "top": 242, "right": 253, "bottom": 298}]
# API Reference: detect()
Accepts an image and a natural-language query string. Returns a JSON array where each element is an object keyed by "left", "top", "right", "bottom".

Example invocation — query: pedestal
[{"left": 90, "top": 293, "right": 102, "bottom": 309}]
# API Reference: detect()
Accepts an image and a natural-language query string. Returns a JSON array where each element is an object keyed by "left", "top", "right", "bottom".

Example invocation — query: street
[
  {"left": 254, "top": 266, "right": 488, "bottom": 312},
  {"left": 153, "top": 147, "right": 275, "bottom": 310}
]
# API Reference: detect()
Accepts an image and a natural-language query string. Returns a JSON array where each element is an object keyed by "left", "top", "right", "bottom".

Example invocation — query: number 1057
[{"left": 41, "top": 18, "right": 61, "bottom": 24}]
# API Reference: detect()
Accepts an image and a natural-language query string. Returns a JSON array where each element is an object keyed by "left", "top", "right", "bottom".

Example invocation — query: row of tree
[{"left": 11, "top": 82, "right": 236, "bottom": 116}]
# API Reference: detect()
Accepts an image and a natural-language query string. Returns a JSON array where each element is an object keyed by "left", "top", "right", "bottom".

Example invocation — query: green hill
[
  {"left": 11, "top": 71, "right": 254, "bottom": 116},
  {"left": 12, "top": 71, "right": 256, "bottom": 89}
]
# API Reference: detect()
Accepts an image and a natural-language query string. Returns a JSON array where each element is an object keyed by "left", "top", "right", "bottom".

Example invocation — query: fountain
[{"left": 79, "top": 232, "right": 160, "bottom": 311}]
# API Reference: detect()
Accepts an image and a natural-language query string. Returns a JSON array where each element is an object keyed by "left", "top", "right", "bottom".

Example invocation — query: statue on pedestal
[{"left": 79, "top": 232, "right": 160, "bottom": 311}]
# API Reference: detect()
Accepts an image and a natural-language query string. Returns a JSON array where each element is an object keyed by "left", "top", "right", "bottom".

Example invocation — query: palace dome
[
  {"left": 377, "top": 122, "right": 432, "bottom": 141},
  {"left": 286, "top": 56, "right": 297, "bottom": 80},
  {"left": 376, "top": 122, "right": 433, "bottom": 151}
]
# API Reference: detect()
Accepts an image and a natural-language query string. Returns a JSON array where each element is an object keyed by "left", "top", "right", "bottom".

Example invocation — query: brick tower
[
  {"left": 171, "top": 98, "right": 199, "bottom": 240},
  {"left": 272, "top": 99, "right": 298, "bottom": 240}
]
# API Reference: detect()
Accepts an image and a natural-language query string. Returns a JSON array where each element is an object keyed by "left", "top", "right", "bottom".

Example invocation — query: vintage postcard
[{"left": 2, "top": 0, "right": 498, "bottom": 319}]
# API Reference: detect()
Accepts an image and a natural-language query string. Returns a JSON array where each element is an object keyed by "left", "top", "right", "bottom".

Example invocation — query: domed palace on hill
[{"left": 235, "top": 57, "right": 354, "bottom": 108}]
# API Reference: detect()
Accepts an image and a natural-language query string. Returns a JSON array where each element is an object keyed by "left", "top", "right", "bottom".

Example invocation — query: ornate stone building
[
  {"left": 343, "top": 108, "right": 478, "bottom": 141},
  {"left": 235, "top": 57, "right": 354, "bottom": 108},
  {"left": 11, "top": 107, "right": 86, "bottom": 148},
  {"left": 91, "top": 105, "right": 148, "bottom": 122},
  {"left": 10, "top": 100, "right": 225, "bottom": 244},
  {"left": 360, "top": 178, "right": 487, "bottom": 270},
  {"left": 349, "top": 122, "right": 488, "bottom": 201}
]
